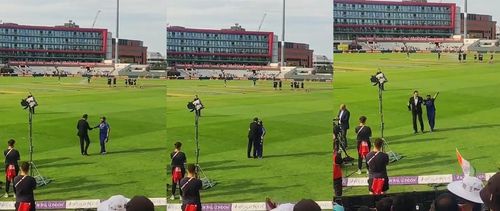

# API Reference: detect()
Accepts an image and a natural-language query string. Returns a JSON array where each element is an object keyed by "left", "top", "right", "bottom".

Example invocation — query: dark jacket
[
  {"left": 248, "top": 121, "right": 259, "bottom": 139},
  {"left": 337, "top": 109, "right": 350, "bottom": 130},
  {"left": 408, "top": 96, "right": 424, "bottom": 114},
  {"left": 77, "top": 119, "right": 92, "bottom": 136}
]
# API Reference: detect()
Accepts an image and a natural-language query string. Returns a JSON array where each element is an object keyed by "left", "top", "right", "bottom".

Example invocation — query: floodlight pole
[
  {"left": 280, "top": 0, "right": 286, "bottom": 69},
  {"left": 378, "top": 85, "right": 384, "bottom": 138},
  {"left": 115, "top": 0, "right": 120, "bottom": 64},
  {"left": 26, "top": 107, "right": 50, "bottom": 186},
  {"left": 192, "top": 110, "right": 215, "bottom": 189},
  {"left": 28, "top": 109, "right": 33, "bottom": 171},
  {"left": 463, "top": 0, "right": 468, "bottom": 41},
  {"left": 376, "top": 85, "right": 400, "bottom": 162}
]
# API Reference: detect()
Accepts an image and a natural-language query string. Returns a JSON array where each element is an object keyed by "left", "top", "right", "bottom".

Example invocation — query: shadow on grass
[
  {"left": 37, "top": 176, "right": 135, "bottom": 198},
  {"left": 264, "top": 151, "right": 330, "bottom": 159},
  {"left": 35, "top": 157, "right": 71, "bottom": 165},
  {"left": 39, "top": 161, "right": 94, "bottom": 169},
  {"left": 388, "top": 152, "right": 489, "bottom": 173},
  {"left": 386, "top": 123, "right": 500, "bottom": 142},
  {"left": 105, "top": 147, "right": 165, "bottom": 155},
  {"left": 387, "top": 137, "right": 445, "bottom": 145},
  {"left": 436, "top": 124, "right": 500, "bottom": 132},
  {"left": 201, "top": 179, "right": 298, "bottom": 199},
  {"left": 204, "top": 164, "right": 260, "bottom": 171}
]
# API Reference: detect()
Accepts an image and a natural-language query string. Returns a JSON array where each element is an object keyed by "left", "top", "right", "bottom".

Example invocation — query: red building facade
[
  {"left": 461, "top": 13, "right": 497, "bottom": 39},
  {"left": 278, "top": 42, "right": 314, "bottom": 68},
  {"left": 112, "top": 38, "right": 148, "bottom": 64}
]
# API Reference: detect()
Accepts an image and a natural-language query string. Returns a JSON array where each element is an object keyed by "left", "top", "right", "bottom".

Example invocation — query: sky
[
  {"left": 0, "top": 0, "right": 166, "bottom": 52},
  {"left": 167, "top": 0, "right": 333, "bottom": 58},
  {"left": 0, "top": 0, "right": 497, "bottom": 56},
  {"left": 444, "top": 0, "right": 500, "bottom": 23}
]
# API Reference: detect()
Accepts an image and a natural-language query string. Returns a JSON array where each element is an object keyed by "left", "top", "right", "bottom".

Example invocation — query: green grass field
[
  {"left": 0, "top": 77, "right": 166, "bottom": 201},
  {"left": 2, "top": 52, "right": 498, "bottom": 205},
  {"left": 166, "top": 80, "right": 333, "bottom": 203},
  {"left": 334, "top": 53, "right": 500, "bottom": 195}
]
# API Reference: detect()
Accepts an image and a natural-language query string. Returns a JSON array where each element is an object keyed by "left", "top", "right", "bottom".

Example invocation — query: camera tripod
[
  {"left": 376, "top": 84, "right": 401, "bottom": 163},
  {"left": 333, "top": 124, "right": 354, "bottom": 165},
  {"left": 193, "top": 111, "right": 215, "bottom": 189},
  {"left": 27, "top": 108, "right": 51, "bottom": 186}
]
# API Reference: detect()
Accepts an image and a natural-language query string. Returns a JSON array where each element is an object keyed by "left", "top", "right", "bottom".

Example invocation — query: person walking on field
[
  {"left": 423, "top": 92, "right": 439, "bottom": 132},
  {"left": 77, "top": 114, "right": 93, "bottom": 156},
  {"left": 94, "top": 117, "right": 111, "bottom": 154},
  {"left": 408, "top": 91, "right": 425, "bottom": 134}
]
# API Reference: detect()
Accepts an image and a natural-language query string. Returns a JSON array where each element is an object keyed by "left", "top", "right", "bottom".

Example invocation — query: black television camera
[
  {"left": 370, "top": 71, "right": 388, "bottom": 90},
  {"left": 21, "top": 93, "right": 38, "bottom": 112},
  {"left": 187, "top": 98, "right": 204, "bottom": 113}
]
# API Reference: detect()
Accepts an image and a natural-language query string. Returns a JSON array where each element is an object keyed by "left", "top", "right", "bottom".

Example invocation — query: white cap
[
  {"left": 97, "top": 195, "right": 130, "bottom": 211},
  {"left": 447, "top": 176, "right": 484, "bottom": 204}
]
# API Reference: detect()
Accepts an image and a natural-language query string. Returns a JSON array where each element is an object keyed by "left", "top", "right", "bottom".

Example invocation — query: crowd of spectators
[{"left": 331, "top": 172, "right": 500, "bottom": 211}]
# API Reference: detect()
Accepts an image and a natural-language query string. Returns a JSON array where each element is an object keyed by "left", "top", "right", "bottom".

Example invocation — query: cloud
[
  {"left": 167, "top": 0, "right": 333, "bottom": 58},
  {"left": 0, "top": 0, "right": 166, "bottom": 52}
]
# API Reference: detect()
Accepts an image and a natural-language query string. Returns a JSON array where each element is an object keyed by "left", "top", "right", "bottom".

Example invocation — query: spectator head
[
  {"left": 293, "top": 199, "right": 321, "bottom": 211},
  {"left": 7, "top": 139, "right": 15, "bottom": 147},
  {"left": 20, "top": 162, "right": 30, "bottom": 174},
  {"left": 82, "top": 114, "right": 88, "bottom": 119},
  {"left": 447, "top": 176, "right": 484, "bottom": 204},
  {"left": 375, "top": 197, "right": 393, "bottom": 211},
  {"left": 174, "top": 142, "right": 182, "bottom": 150},
  {"left": 359, "top": 116, "right": 367, "bottom": 124},
  {"left": 125, "top": 195, "right": 154, "bottom": 211},
  {"left": 434, "top": 193, "right": 459, "bottom": 211},
  {"left": 480, "top": 173, "right": 500, "bottom": 211},
  {"left": 374, "top": 138, "right": 384, "bottom": 150},
  {"left": 391, "top": 194, "right": 416, "bottom": 211},
  {"left": 187, "top": 163, "right": 196, "bottom": 174},
  {"left": 340, "top": 104, "right": 346, "bottom": 110}
]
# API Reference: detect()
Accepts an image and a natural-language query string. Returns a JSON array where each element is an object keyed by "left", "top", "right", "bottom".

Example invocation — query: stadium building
[
  {"left": 166, "top": 24, "right": 277, "bottom": 67},
  {"left": 278, "top": 42, "right": 314, "bottom": 68},
  {"left": 112, "top": 38, "right": 148, "bottom": 64},
  {"left": 334, "top": 0, "right": 458, "bottom": 42},
  {"left": 0, "top": 21, "right": 110, "bottom": 64},
  {"left": 461, "top": 13, "right": 497, "bottom": 39}
]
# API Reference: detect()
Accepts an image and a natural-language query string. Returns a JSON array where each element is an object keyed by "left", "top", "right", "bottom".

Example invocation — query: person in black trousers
[
  {"left": 337, "top": 104, "right": 350, "bottom": 148},
  {"left": 14, "top": 162, "right": 37, "bottom": 211},
  {"left": 408, "top": 91, "right": 425, "bottom": 134},
  {"left": 170, "top": 142, "right": 187, "bottom": 201},
  {"left": 4, "top": 139, "right": 20, "bottom": 198},
  {"left": 366, "top": 138, "right": 389, "bottom": 195},
  {"left": 355, "top": 116, "right": 372, "bottom": 175},
  {"left": 180, "top": 164, "right": 202, "bottom": 211},
  {"left": 77, "top": 114, "right": 93, "bottom": 155},
  {"left": 247, "top": 117, "right": 259, "bottom": 158}
]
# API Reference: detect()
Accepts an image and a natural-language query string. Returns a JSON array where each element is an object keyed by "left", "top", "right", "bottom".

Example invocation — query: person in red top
[
  {"left": 333, "top": 144, "right": 343, "bottom": 197},
  {"left": 355, "top": 116, "right": 372, "bottom": 175}
]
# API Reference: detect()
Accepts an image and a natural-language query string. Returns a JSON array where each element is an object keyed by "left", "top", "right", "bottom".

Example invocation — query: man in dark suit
[
  {"left": 77, "top": 114, "right": 93, "bottom": 155},
  {"left": 337, "top": 104, "right": 350, "bottom": 148},
  {"left": 408, "top": 91, "right": 425, "bottom": 134},
  {"left": 247, "top": 117, "right": 259, "bottom": 158}
]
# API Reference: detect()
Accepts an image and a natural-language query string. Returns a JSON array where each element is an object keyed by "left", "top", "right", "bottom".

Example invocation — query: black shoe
[
  {"left": 84, "top": 153, "right": 89, "bottom": 156},
  {"left": 414, "top": 131, "right": 418, "bottom": 134}
]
